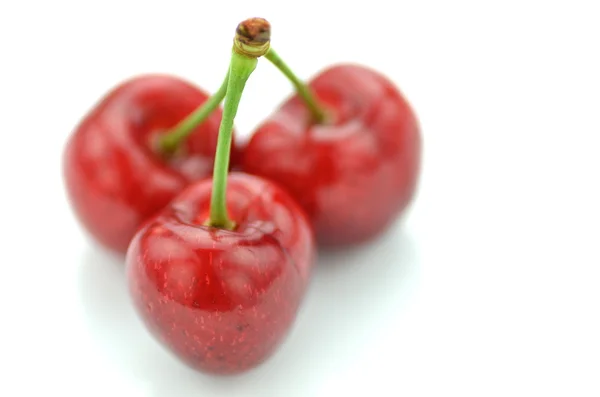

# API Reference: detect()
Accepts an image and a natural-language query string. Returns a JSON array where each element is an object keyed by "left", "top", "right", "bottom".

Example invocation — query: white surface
[{"left": 1, "top": 1, "right": 599, "bottom": 396}]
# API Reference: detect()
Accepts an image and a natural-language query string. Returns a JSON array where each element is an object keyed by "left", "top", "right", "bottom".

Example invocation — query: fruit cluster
[{"left": 63, "top": 18, "right": 421, "bottom": 375}]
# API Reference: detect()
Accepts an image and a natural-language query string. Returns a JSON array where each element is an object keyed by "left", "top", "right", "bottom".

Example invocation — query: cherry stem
[
  {"left": 264, "top": 48, "right": 328, "bottom": 124},
  {"left": 207, "top": 18, "right": 271, "bottom": 230},
  {"left": 158, "top": 73, "right": 229, "bottom": 154}
]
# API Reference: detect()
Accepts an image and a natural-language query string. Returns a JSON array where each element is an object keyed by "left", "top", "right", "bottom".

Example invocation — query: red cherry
[
  {"left": 63, "top": 75, "right": 240, "bottom": 253},
  {"left": 243, "top": 64, "right": 421, "bottom": 246},
  {"left": 126, "top": 172, "right": 315, "bottom": 374}
]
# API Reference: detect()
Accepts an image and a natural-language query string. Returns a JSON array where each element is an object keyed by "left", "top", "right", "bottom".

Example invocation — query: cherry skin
[
  {"left": 242, "top": 64, "right": 421, "bottom": 246},
  {"left": 126, "top": 172, "right": 315, "bottom": 375},
  {"left": 63, "top": 75, "right": 241, "bottom": 253}
]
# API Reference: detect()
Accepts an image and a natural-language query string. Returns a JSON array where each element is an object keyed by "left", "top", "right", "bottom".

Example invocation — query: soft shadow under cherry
[
  {"left": 251, "top": 222, "right": 419, "bottom": 382},
  {"left": 77, "top": 244, "right": 265, "bottom": 395}
]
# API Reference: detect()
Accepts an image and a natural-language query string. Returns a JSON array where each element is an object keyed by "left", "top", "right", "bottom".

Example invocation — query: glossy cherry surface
[
  {"left": 243, "top": 64, "right": 421, "bottom": 246},
  {"left": 64, "top": 75, "right": 240, "bottom": 253},
  {"left": 126, "top": 172, "right": 315, "bottom": 375}
]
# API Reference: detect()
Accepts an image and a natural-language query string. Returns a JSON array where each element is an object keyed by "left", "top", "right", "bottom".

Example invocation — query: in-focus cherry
[
  {"left": 64, "top": 75, "right": 240, "bottom": 253},
  {"left": 243, "top": 60, "right": 421, "bottom": 246},
  {"left": 126, "top": 172, "right": 314, "bottom": 374}
]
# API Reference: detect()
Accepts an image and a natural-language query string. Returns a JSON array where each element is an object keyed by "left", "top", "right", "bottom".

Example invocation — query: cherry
[
  {"left": 126, "top": 172, "right": 314, "bottom": 374},
  {"left": 63, "top": 67, "right": 239, "bottom": 254},
  {"left": 243, "top": 50, "right": 421, "bottom": 246},
  {"left": 126, "top": 18, "right": 316, "bottom": 375}
]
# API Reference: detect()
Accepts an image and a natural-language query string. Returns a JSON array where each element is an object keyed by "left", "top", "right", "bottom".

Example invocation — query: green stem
[
  {"left": 265, "top": 48, "right": 328, "bottom": 124},
  {"left": 158, "top": 72, "right": 229, "bottom": 154},
  {"left": 206, "top": 51, "right": 258, "bottom": 229},
  {"left": 206, "top": 17, "right": 270, "bottom": 229}
]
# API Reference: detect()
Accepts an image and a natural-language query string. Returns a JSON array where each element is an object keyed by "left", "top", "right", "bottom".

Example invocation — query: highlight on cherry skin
[{"left": 63, "top": 74, "right": 241, "bottom": 254}]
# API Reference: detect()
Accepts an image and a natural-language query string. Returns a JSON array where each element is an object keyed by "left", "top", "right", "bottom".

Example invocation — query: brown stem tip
[{"left": 234, "top": 17, "right": 271, "bottom": 58}]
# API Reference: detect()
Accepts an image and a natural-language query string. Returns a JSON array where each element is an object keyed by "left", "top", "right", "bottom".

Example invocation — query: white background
[{"left": 0, "top": 1, "right": 599, "bottom": 396}]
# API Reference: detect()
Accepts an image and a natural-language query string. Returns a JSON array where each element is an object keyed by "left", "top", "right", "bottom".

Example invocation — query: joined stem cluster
[{"left": 158, "top": 17, "right": 328, "bottom": 230}]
